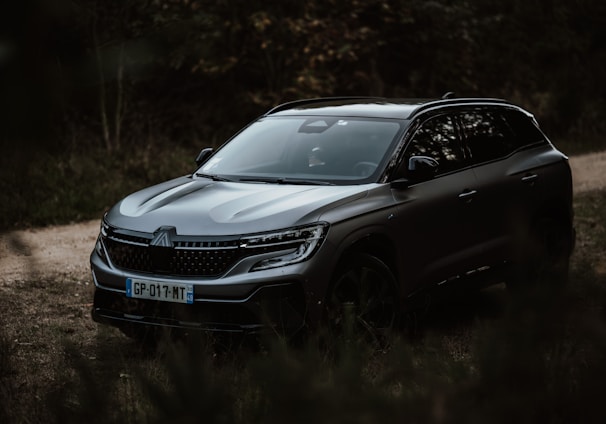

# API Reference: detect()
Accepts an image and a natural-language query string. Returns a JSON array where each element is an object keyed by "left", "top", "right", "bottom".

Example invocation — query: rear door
[{"left": 455, "top": 107, "right": 556, "bottom": 268}]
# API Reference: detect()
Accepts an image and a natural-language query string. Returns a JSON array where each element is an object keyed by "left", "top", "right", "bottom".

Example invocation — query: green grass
[
  {"left": 0, "top": 144, "right": 195, "bottom": 231},
  {"left": 43, "top": 285, "right": 606, "bottom": 424}
]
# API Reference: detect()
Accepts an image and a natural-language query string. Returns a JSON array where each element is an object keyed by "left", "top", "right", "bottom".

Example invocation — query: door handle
[
  {"left": 521, "top": 173, "right": 538, "bottom": 182},
  {"left": 521, "top": 173, "right": 539, "bottom": 185},
  {"left": 458, "top": 189, "right": 477, "bottom": 202}
]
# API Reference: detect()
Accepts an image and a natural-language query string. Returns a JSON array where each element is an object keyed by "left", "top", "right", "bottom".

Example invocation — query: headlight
[
  {"left": 94, "top": 217, "right": 110, "bottom": 262},
  {"left": 241, "top": 223, "right": 328, "bottom": 271},
  {"left": 100, "top": 218, "right": 109, "bottom": 237},
  {"left": 94, "top": 235, "right": 107, "bottom": 262}
]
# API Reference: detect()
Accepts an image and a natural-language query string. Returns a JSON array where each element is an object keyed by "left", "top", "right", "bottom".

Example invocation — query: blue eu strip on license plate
[{"left": 126, "top": 278, "right": 194, "bottom": 304}]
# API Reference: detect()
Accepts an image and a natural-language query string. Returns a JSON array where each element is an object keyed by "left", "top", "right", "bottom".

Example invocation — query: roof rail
[
  {"left": 441, "top": 91, "right": 456, "bottom": 99},
  {"left": 265, "top": 96, "right": 385, "bottom": 115},
  {"left": 407, "top": 97, "right": 510, "bottom": 119}
]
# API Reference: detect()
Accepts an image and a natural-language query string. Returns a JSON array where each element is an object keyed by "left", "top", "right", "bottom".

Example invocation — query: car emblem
[
  {"left": 149, "top": 227, "right": 177, "bottom": 273},
  {"left": 150, "top": 226, "right": 176, "bottom": 248}
]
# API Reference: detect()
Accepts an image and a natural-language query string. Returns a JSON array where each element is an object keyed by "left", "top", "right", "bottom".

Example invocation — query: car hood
[{"left": 106, "top": 176, "right": 372, "bottom": 235}]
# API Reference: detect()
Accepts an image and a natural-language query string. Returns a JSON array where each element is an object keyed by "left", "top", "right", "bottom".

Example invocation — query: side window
[
  {"left": 502, "top": 109, "right": 548, "bottom": 149},
  {"left": 458, "top": 110, "right": 516, "bottom": 163},
  {"left": 403, "top": 114, "right": 465, "bottom": 175}
]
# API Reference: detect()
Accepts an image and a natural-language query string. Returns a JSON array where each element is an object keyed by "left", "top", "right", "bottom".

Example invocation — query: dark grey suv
[{"left": 91, "top": 96, "right": 575, "bottom": 339}]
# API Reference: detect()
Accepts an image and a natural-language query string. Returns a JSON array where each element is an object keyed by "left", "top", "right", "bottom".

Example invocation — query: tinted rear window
[
  {"left": 458, "top": 108, "right": 548, "bottom": 164},
  {"left": 458, "top": 110, "right": 516, "bottom": 163},
  {"left": 502, "top": 109, "right": 547, "bottom": 148}
]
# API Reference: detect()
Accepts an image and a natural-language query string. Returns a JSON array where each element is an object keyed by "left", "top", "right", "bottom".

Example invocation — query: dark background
[{"left": 1, "top": 0, "right": 604, "bottom": 229}]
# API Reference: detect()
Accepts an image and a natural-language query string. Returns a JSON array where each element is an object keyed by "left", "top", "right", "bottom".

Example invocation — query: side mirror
[
  {"left": 407, "top": 156, "right": 439, "bottom": 181},
  {"left": 195, "top": 147, "right": 213, "bottom": 167}
]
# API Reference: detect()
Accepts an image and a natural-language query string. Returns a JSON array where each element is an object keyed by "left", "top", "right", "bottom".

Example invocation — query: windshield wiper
[
  {"left": 239, "top": 177, "right": 334, "bottom": 186},
  {"left": 279, "top": 178, "right": 334, "bottom": 186},
  {"left": 194, "top": 173, "right": 233, "bottom": 182}
]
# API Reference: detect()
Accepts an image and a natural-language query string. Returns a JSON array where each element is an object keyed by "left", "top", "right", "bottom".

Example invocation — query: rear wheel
[
  {"left": 325, "top": 253, "right": 399, "bottom": 345},
  {"left": 509, "top": 216, "right": 573, "bottom": 291}
]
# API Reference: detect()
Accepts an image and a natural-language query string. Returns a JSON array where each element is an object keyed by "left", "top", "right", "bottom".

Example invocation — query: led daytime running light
[{"left": 244, "top": 223, "right": 328, "bottom": 271}]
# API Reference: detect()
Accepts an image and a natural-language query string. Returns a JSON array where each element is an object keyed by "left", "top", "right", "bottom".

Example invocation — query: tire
[
  {"left": 509, "top": 216, "right": 573, "bottom": 291},
  {"left": 325, "top": 253, "right": 399, "bottom": 345}
]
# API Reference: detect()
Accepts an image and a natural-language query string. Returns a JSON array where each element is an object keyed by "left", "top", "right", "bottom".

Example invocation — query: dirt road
[
  {"left": 0, "top": 152, "right": 604, "bottom": 285},
  {"left": 569, "top": 150, "right": 606, "bottom": 193}
]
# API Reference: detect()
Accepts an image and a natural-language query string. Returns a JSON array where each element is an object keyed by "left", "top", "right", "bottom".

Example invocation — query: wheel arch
[
  {"left": 333, "top": 233, "right": 399, "bottom": 284},
  {"left": 529, "top": 195, "right": 575, "bottom": 257},
  {"left": 534, "top": 195, "right": 573, "bottom": 224}
]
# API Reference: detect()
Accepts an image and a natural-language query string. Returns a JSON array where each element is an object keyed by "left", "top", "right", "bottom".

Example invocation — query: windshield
[{"left": 198, "top": 116, "right": 404, "bottom": 185}]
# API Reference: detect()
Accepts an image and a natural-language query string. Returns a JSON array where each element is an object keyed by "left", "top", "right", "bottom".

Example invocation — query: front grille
[
  {"left": 104, "top": 237, "right": 242, "bottom": 277},
  {"left": 105, "top": 238, "right": 154, "bottom": 272},
  {"left": 101, "top": 224, "right": 302, "bottom": 277},
  {"left": 173, "top": 246, "right": 240, "bottom": 276}
]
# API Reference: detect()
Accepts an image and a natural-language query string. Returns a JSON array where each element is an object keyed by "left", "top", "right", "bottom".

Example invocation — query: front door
[{"left": 391, "top": 113, "right": 482, "bottom": 295}]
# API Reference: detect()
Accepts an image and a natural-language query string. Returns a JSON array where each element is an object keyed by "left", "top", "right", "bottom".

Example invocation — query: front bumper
[
  {"left": 89, "top": 244, "right": 324, "bottom": 336},
  {"left": 91, "top": 281, "right": 306, "bottom": 335}
]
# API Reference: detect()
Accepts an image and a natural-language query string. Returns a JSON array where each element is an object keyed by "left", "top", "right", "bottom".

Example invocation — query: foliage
[
  {"left": 0, "top": 143, "right": 193, "bottom": 231},
  {"left": 1, "top": 0, "right": 605, "bottom": 155},
  {"left": 1, "top": 0, "right": 603, "bottom": 230},
  {"left": 1, "top": 2, "right": 605, "bottom": 418}
]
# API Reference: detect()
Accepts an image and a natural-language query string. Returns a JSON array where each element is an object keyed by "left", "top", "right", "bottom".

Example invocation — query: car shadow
[{"left": 405, "top": 283, "right": 510, "bottom": 337}]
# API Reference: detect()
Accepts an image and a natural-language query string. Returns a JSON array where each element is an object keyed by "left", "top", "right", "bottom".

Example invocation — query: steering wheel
[{"left": 352, "top": 161, "right": 378, "bottom": 177}]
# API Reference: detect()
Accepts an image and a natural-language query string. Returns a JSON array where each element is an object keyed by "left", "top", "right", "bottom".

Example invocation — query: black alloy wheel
[
  {"left": 510, "top": 216, "right": 573, "bottom": 291},
  {"left": 326, "top": 253, "right": 399, "bottom": 346}
]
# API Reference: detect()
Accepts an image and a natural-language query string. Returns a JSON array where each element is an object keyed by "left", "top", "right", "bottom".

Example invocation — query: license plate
[{"left": 126, "top": 278, "right": 194, "bottom": 304}]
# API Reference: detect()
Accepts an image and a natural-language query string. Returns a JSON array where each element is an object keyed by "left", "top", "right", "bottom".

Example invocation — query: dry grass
[{"left": 0, "top": 190, "right": 605, "bottom": 423}]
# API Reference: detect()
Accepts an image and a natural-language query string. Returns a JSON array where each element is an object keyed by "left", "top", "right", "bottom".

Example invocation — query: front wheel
[{"left": 325, "top": 253, "right": 399, "bottom": 345}]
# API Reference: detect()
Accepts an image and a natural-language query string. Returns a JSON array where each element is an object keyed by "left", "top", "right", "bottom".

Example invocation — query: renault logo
[
  {"left": 150, "top": 226, "right": 176, "bottom": 248},
  {"left": 149, "top": 226, "right": 177, "bottom": 273}
]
